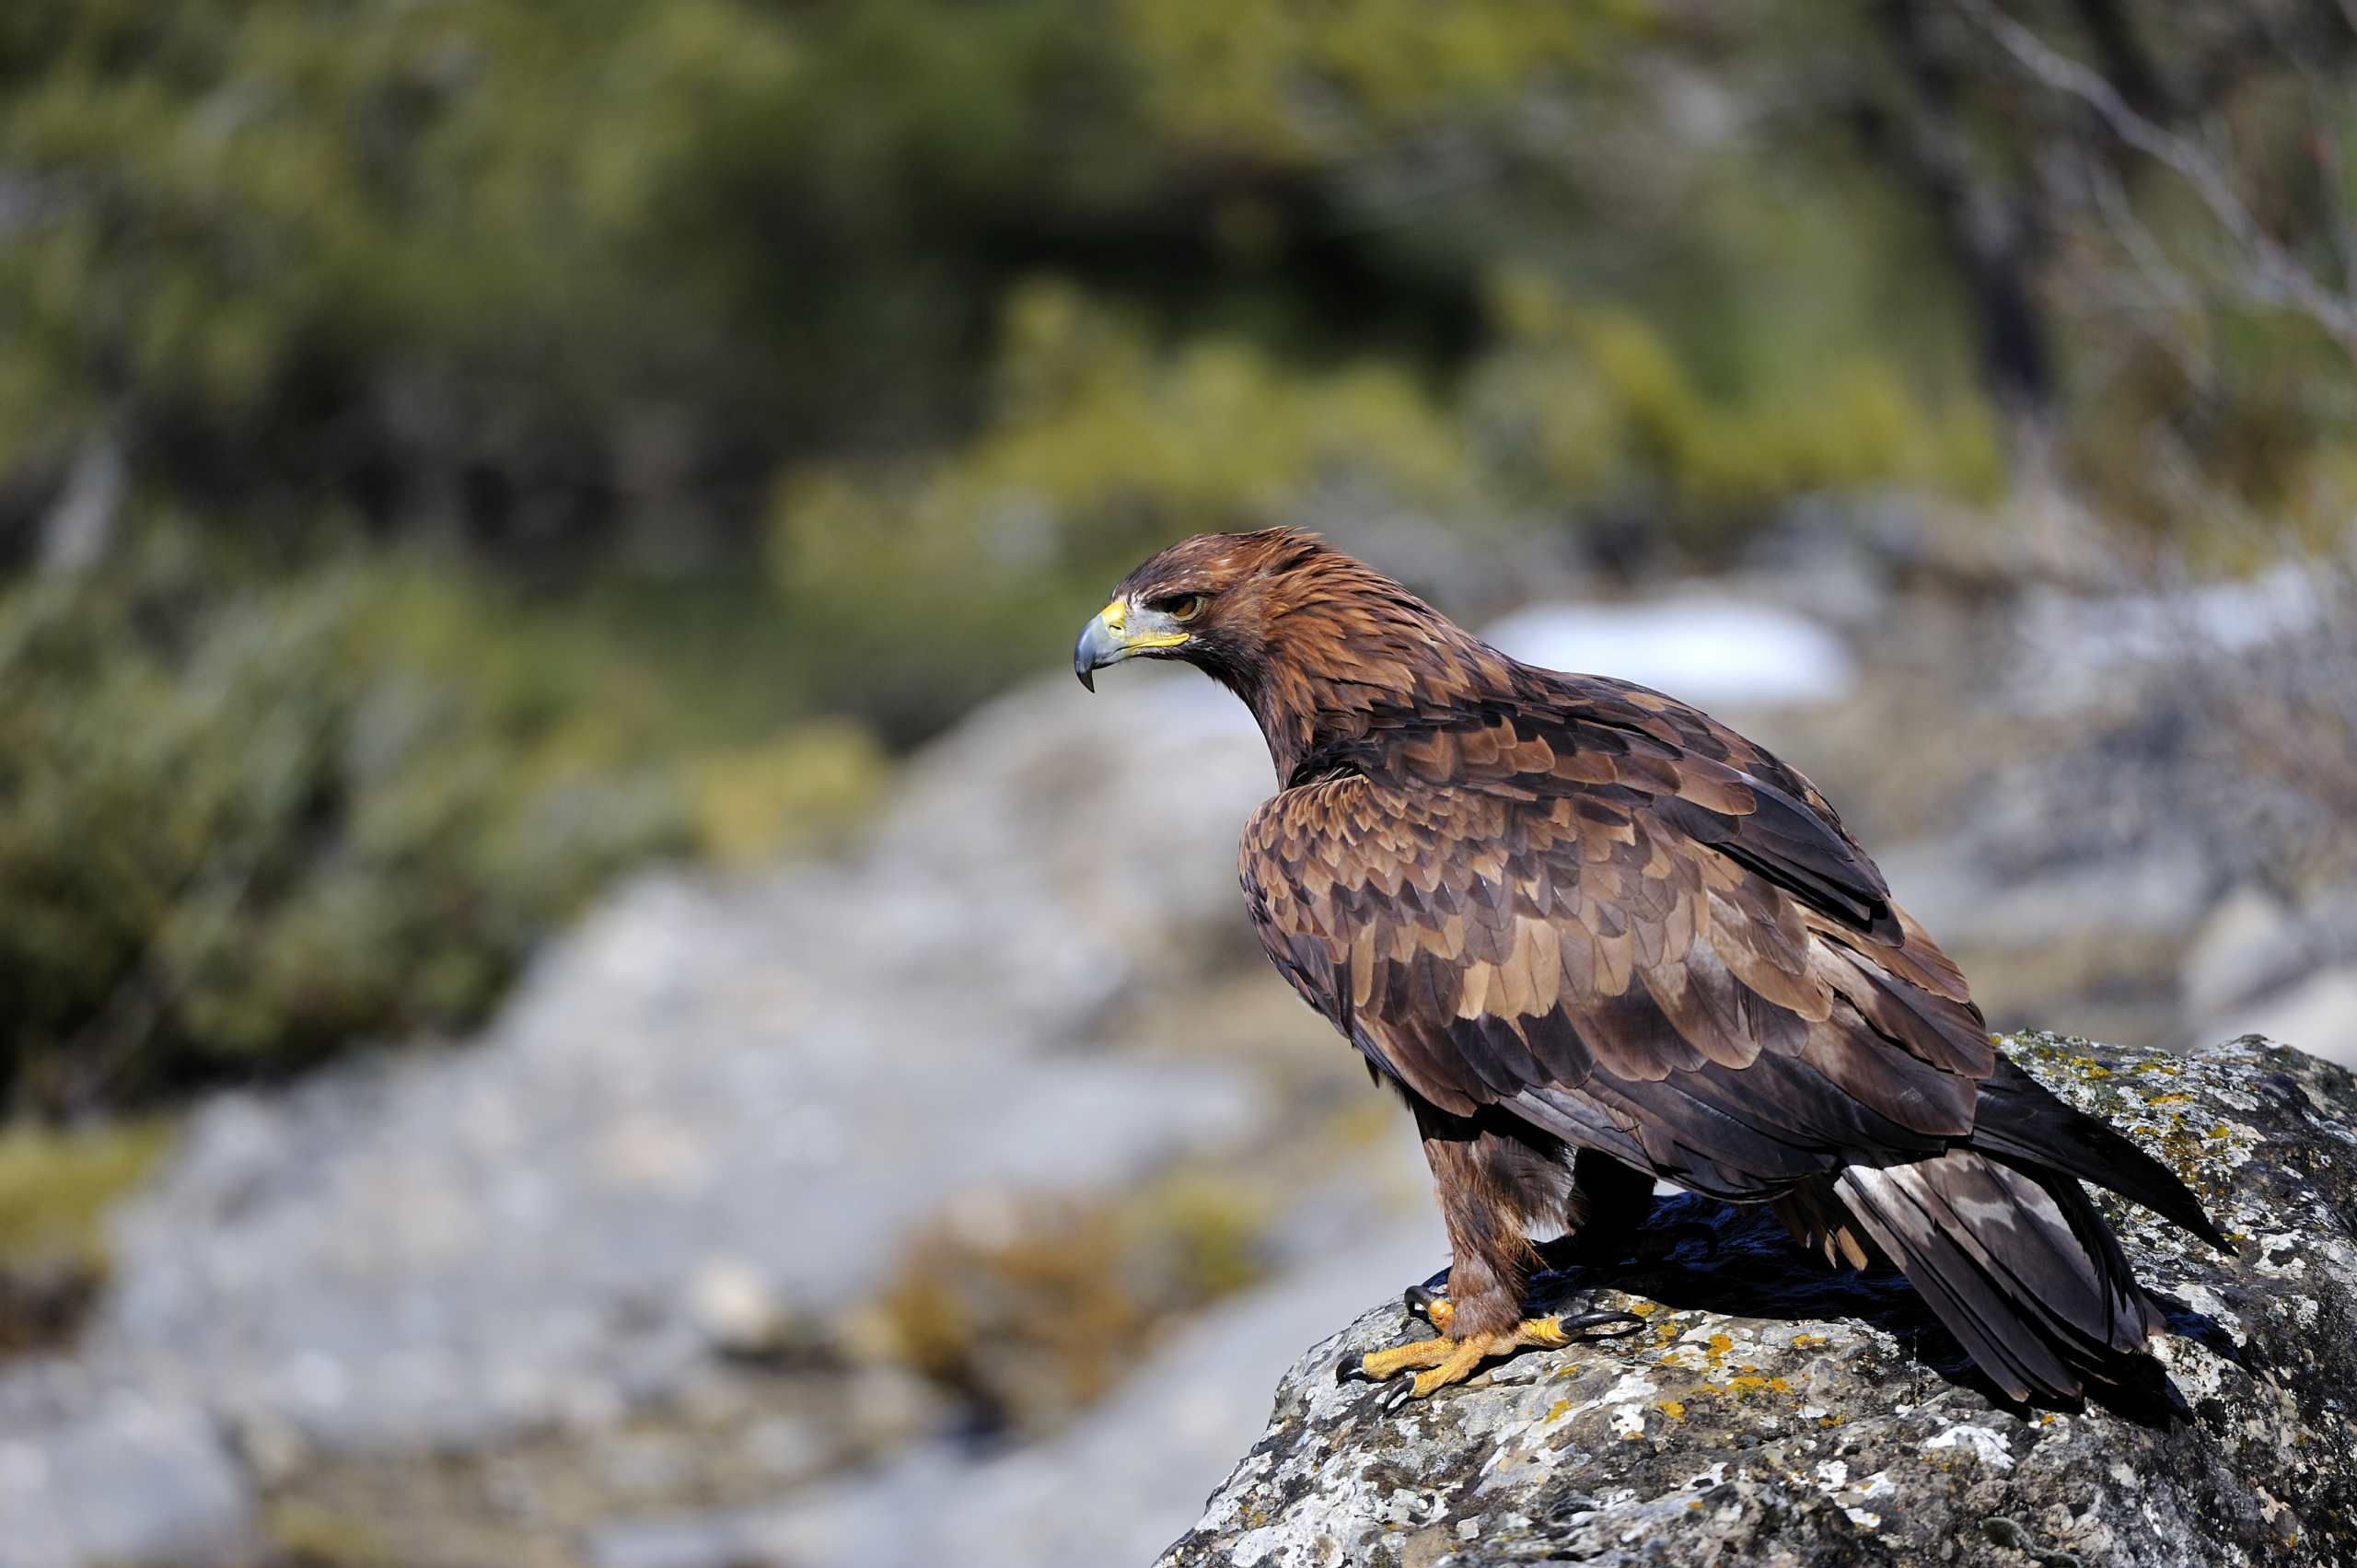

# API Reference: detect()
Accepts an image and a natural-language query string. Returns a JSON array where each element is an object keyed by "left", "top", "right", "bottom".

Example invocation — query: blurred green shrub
[
  {"left": 0, "top": 0, "right": 1621, "bottom": 563},
  {"left": 6, "top": 0, "right": 2350, "bottom": 587},
  {"left": 1120, "top": 0, "right": 1620, "bottom": 158},
  {"left": 1470, "top": 271, "right": 2005, "bottom": 540},
  {"left": 0, "top": 542, "right": 700, "bottom": 1109},
  {"left": 772, "top": 273, "right": 2004, "bottom": 736},
  {"left": 771, "top": 279, "right": 1479, "bottom": 738},
  {"left": 0, "top": 1118, "right": 171, "bottom": 1274}
]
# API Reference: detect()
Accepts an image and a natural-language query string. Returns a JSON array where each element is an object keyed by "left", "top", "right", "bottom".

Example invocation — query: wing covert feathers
[{"left": 1240, "top": 753, "right": 1994, "bottom": 1180}]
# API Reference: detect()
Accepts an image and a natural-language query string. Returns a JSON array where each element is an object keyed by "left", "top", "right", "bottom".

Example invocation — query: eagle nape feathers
[{"left": 1074, "top": 527, "right": 2229, "bottom": 1408}]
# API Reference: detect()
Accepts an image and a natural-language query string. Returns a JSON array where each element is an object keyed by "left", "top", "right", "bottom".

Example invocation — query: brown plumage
[{"left": 1074, "top": 527, "right": 2230, "bottom": 1404}]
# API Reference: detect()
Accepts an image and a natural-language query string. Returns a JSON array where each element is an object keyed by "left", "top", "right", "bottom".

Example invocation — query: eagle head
[
  {"left": 1075, "top": 528, "right": 1507, "bottom": 781},
  {"left": 1071, "top": 527, "right": 1360, "bottom": 691}
]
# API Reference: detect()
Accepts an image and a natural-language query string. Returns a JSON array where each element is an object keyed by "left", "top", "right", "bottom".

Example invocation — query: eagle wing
[{"left": 1240, "top": 674, "right": 1996, "bottom": 1202}]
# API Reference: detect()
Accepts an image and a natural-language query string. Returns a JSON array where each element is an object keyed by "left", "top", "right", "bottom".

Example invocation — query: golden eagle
[{"left": 1074, "top": 528, "right": 2226, "bottom": 1403}]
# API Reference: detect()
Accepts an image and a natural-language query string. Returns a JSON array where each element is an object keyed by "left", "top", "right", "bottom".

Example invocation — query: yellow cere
[{"left": 1101, "top": 597, "right": 1189, "bottom": 649}]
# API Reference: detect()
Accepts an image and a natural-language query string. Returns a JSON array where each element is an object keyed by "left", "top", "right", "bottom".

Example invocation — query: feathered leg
[{"left": 1352, "top": 1109, "right": 1643, "bottom": 1398}]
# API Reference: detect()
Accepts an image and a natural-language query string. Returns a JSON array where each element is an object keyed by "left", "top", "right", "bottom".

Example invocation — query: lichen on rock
[{"left": 1157, "top": 1035, "right": 2357, "bottom": 1566}]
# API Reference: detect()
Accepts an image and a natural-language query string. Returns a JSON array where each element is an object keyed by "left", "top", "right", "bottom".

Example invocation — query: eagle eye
[{"left": 1155, "top": 593, "right": 1204, "bottom": 621}]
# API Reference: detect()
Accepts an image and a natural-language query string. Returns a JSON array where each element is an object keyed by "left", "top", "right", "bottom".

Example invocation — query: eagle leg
[{"left": 1341, "top": 1109, "right": 1654, "bottom": 1397}]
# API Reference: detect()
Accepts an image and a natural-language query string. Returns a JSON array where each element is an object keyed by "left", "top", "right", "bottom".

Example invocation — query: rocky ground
[{"left": 1161, "top": 1034, "right": 2357, "bottom": 1568}]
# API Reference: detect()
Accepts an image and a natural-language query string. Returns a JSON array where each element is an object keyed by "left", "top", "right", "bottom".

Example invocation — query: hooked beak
[{"left": 1074, "top": 598, "right": 1190, "bottom": 691}]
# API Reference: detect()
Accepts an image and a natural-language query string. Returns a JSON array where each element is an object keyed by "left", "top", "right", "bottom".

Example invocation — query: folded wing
[{"left": 1242, "top": 678, "right": 1994, "bottom": 1202}]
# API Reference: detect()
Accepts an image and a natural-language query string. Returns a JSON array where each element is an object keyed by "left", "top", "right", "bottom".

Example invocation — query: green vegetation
[
  {"left": 0, "top": 1116, "right": 171, "bottom": 1272},
  {"left": 3, "top": 0, "right": 2354, "bottom": 1107},
  {"left": 0, "top": 0, "right": 1998, "bottom": 571},
  {"left": 0, "top": 1116, "right": 171, "bottom": 1350},
  {"left": 778, "top": 273, "right": 2001, "bottom": 731},
  {"left": 877, "top": 1164, "right": 1272, "bottom": 1438},
  {"left": 262, "top": 1499, "right": 399, "bottom": 1568},
  {"left": 0, "top": 544, "right": 699, "bottom": 1106},
  {"left": 691, "top": 719, "right": 890, "bottom": 868}
]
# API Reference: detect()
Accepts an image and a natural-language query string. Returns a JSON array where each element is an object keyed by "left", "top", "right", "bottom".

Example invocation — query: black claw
[
  {"left": 1336, "top": 1354, "right": 1373, "bottom": 1386},
  {"left": 1562, "top": 1308, "right": 1649, "bottom": 1338},
  {"left": 1382, "top": 1379, "right": 1421, "bottom": 1413},
  {"left": 1402, "top": 1283, "right": 1444, "bottom": 1320}
]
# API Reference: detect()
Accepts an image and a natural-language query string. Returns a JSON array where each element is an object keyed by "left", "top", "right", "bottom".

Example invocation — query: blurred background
[{"left": 2, "top": 0, "right": 2355, "bottom": 1563}]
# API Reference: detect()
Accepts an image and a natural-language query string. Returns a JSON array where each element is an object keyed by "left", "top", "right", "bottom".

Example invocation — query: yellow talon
[
  {"left": 1521, "top": 1315, "right": 1574, "bottom": 1348},
  {"left": 1354, "top": 1318, "right": 1571, "bottom": 1393},
  {"left": 1352, "top": 1301, "right": 1643, "bottom": 1398},
  {"left": 1358, "top": 1336, "right": 1462, "bottom": 1380},
  {"left": 1408, "top": 1338, "right": 1493, "bottom": 1398}
]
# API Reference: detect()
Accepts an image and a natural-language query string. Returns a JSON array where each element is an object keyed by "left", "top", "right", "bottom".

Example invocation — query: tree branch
[{"left": 1955, "top": 0, "right": 2357, "bottom": 356}]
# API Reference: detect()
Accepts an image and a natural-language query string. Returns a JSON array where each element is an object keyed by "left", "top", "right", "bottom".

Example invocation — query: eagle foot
[{"left": 1337, "top": 1293, "right": 1646, "bottom": 1400}]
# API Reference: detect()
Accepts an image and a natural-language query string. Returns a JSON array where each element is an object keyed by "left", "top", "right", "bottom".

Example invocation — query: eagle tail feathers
[
  {"left": 1835, "top": 1149, "right": 2166, "bottom": 1402},
  {"left": 1968, "top": 1057, "right": 2234, "bottom": 1254}
]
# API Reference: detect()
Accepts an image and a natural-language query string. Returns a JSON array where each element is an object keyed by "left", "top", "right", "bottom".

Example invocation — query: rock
[
  {"left": 1482, "top": 598, "right": 1856, "bottom": 712},
  {"left": 1158, "top": 1034, "right": 2357, "bottom": 1567},
  {"left": 1874, "top": 838, "right": 2212, "bottom": 1049},
  {"left": 683, "top": 1257, "right": 796, "bottom": 1357},
  {"left": 83, "top": 672, "right": 1271, "bottom": 1450},
  {"left": 0, "top": 1390, "right": 253, "bottom": 1568},
  {"left": 608, "top": 1223, "right": 1452, "bottom": 1568},
  {"left": 2181, "top": 888, "right": 2308, "bottom": 1023}
]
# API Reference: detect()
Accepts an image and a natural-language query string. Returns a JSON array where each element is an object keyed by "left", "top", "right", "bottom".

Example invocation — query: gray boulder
[{"left": 1158, "top": 1033, "right": 2357, "bottom": 1567}]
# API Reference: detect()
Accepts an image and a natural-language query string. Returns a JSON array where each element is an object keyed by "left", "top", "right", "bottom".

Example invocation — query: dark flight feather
[
  {"left": 1970, "top": 1055, "right": 2232, "bottom": 1251},
  {"left": 1090, "top": 528, "right": 2228, "bottom": 1403}
]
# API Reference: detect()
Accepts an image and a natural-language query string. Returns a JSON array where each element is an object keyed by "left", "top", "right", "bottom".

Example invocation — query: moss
[
  {"left": 0, "top": 1116, "right": 172, "bottom": 1352},
  {"left": 0, "top": 1117, "right": 171, "bottom": 1272},
  {"left": 262, "top": 1497, "right": 398, "bottom": 1568},
  {"left": 872, "top": 1163, "right": 1272, "bottom": 1439}
]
